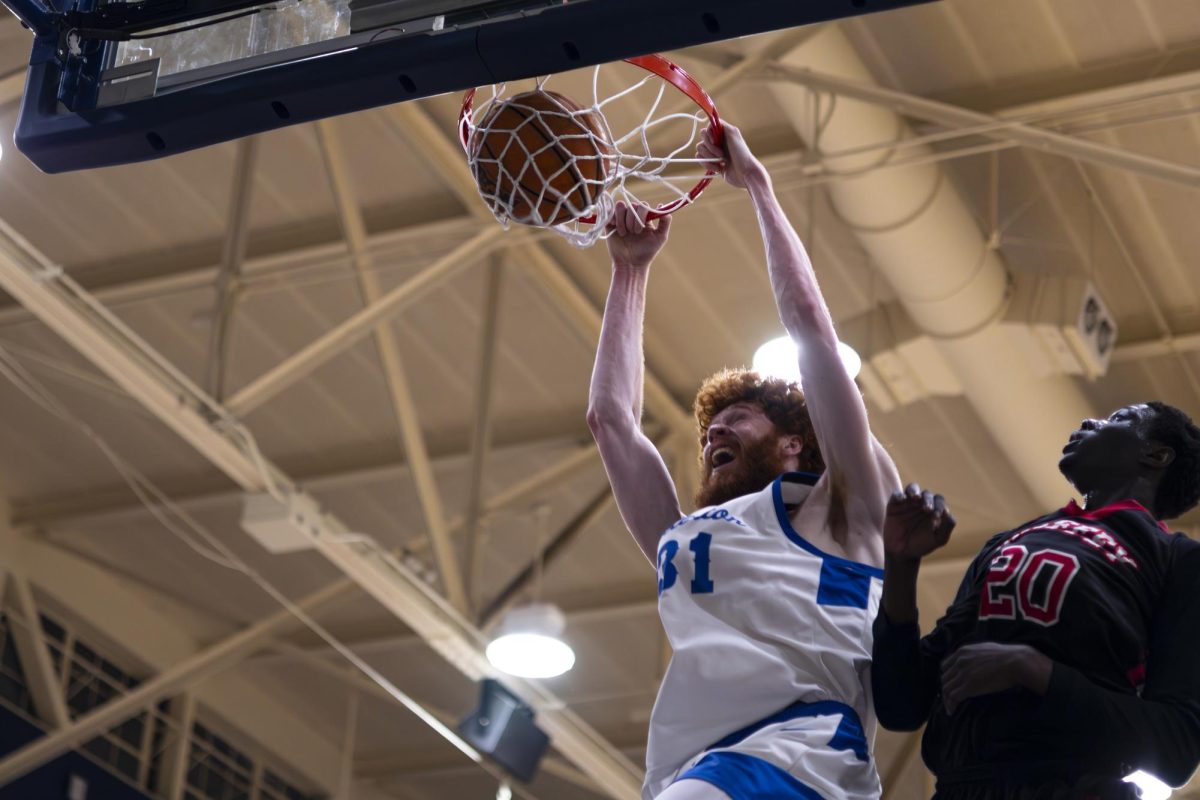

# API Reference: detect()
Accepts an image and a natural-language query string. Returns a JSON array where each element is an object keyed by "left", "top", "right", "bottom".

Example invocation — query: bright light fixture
[
  {"left": 486, "top": 603, "right": 575, "bottom": 679},
  {"left": 1124, "top": 771, "right": 1171, "bottom": 800},
  {"left": 752, "top": 335, "right": 861, "bottom": 382}
]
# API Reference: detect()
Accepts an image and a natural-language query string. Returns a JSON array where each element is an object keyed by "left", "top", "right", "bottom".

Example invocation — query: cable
[{"left": 0, "top": 344, "right": 549, "bottom": 790}]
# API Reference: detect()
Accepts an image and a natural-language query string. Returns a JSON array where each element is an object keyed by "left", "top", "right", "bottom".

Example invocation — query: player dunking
[
  {"left": 873, "top": 403, "right": 1200, "bottom": 798},
  {"left": 587, "top": 122, "right": 901, "bottom": 800}
]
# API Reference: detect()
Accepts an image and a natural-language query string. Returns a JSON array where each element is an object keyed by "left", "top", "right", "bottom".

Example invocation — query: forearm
[
  {"left": 875, "top": 555, "right": 990, "bottom": 731},
  {"left": 745, "top": 171, "right": 837, "bottom": 345},
  {"left": 873, "top": 557, "right": 937, "bottom": 729},
  {"left": 588, "top": 266, "right": 649, "bottom": 425},
  {"left": 882, "top": 556, "right": 921, "bottom": 625},
  {"left": 871, "top": 608, "right": 938, "bottom": 730}
]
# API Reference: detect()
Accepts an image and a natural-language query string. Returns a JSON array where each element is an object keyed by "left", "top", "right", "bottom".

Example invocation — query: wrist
[
  {"left": 881, "top": 555, "right": 921, "bottom": 625},
  {"left": 611, "top": 260, "right": 652, "bottom": 281},
  {"left": 885, "top": 553, "right": 923, "bottom": 575},
  {"left": 1015, "top": 646, "right": 1053, "bottom": 695},
  {"left": 743, "top": 163, "right": 771, "bottom": 193}
]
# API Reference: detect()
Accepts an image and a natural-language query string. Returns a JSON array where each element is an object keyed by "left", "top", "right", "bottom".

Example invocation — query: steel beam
[
  {"left": 256, "top": 591, "right": 659, "bottom": 665},
  {"left": 0, "top": 212, "right": 483, "bottom": 327},
  {"left": 942, "top": 48, "right": 1200, "bottom": 117},
  {"left": 517, "top": 243, "right": 693, "bottom": 438},
  {"left": 154, "top": 692, "right": 196, "bottom": 800},
  {"left": 317, "top": 118, "right": 467, "bottom": 612},
  {"left": 206, "top": 137, "right": 259, "bottom": 401},
  {"left": 0, "top": 578, "right": 355, "bottom": 785},
  {"left": 463, "top": 256, "right": 506, "bottom": 610},
  {"left": 226, "top": 224, "right": 511, "bottom": 417},
  {"left": 0, "top": 219, "right": 643, "bottom": 798},
  {"left": 5, "top": 575, "right": 70, "bottom": 728},
  {"left": 11, "top": 424, "right": 587, "bottom": 529},
  {"left": 760, "top": 62, "right": 1200, "bottom": 189},
  {"left": 473, "top": 440, "right": 601, "bottom": 518},
  {"left": 337, "top": 690, "right": 359, "bottom": 800},
  {"left": 479, "top": 484, "right": 614, "bottom": 629}
]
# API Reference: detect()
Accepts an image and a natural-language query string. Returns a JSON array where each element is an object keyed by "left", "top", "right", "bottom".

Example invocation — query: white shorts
[{"left": 662, "top": 700, "right": 880, "bottom": 800}]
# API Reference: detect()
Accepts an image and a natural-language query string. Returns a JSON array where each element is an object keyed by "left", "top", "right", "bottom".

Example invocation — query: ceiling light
[
  {"left": 1124, "top": 771, "right": 1170, "bottom": 800},
  {"left": 486, "top": 604, "right": 575, "bottom": 679},
  {"left": 752, "top": 335, "right": 861, "bottom": 381}
]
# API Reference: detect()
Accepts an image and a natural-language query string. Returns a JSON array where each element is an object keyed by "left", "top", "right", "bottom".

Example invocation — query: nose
[
  {"left": 707, "top": 422, "right": 730, "bottom": 443},
  {"left": 1080, "top": 418, "right": 1100, "bottom": 431}
]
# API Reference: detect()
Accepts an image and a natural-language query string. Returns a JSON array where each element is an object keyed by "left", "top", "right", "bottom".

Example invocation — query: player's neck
[{"left": 1081, "top": 475, "right": 1159, "bottom": 516}]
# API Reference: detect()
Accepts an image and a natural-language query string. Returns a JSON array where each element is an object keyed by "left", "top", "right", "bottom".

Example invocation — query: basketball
[{"left": 469, "top": 89, "right": 613, "bottom": 226}]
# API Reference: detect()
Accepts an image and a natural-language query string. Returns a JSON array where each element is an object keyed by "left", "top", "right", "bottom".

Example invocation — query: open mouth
[{"left": 710, "top": 447, "right": 736, "bottom": 471}]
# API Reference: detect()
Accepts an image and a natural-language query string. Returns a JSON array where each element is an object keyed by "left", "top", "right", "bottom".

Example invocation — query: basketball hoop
[{"left": 459, "top": 54, "right": 723, "bottom": 247}]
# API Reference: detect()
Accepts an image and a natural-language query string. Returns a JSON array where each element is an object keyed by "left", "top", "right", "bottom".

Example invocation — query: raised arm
[
  {"left": 872, "top": 483, "right": 965, "bottom": 730},
  {"left": 697, "top": 124, "right": 899, "bottom": 531},
  {"left": 587, "top": 202, "right": 683, "bottom": 564}
]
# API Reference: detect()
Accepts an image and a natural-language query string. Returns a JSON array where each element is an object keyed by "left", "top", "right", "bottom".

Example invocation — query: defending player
[
  {"left": 587, "top": 122, "right": 901, "bottom": 800},
  {"left": 873, "top": 403, "right": 1200, "bottom": 798}
]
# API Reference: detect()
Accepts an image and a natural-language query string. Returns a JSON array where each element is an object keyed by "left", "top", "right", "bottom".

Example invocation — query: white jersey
[{"left": 644, "top": 472, "right": 884, "bottom": 800}]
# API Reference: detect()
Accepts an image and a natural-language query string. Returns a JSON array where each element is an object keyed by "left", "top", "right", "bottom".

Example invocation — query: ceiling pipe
[{"left": 766, "top": 25, "right": 1096, "bottom": 511}]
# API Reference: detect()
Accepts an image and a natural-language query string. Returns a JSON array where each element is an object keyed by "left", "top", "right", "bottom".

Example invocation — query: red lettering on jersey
[
  {"left": 1003, "top": 519, "right": 1139, "bottom": 569},
  {"left": 979, "top": 545, "right": 1027, "bottom": 619}
]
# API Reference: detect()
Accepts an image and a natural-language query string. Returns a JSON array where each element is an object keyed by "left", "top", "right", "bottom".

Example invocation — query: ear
[
  {"left": 779, "top": 434, "right": 804, "bottom": 457},
  {"left": 1142, "top": 442, "right": 1175, "bottom": 471}
]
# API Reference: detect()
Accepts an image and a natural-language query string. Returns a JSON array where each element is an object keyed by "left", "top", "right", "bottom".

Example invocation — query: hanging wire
[
  {"left": 530, "top": 503, "right": 551, "bottom": 605},
  {"left": 0, "top": 343, "right": 561, "bottom": 793}
]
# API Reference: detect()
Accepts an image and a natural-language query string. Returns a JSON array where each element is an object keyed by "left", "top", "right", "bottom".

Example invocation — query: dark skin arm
[
  {"left": 941, "top": 641, "right": 1052, "bottom": 714},
  {"left": 881, "top": 482, "right": 955, "bottom": 624},
  {"left": 879, "top": 484, "right": 1051, "bottom": 715},
  {"left": 872, "top": 482, "right": 959, "bottom": 730}
]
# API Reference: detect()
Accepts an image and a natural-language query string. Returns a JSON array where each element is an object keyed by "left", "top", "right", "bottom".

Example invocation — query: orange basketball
[{"left": 469, "top": 90, "right": 613, "bottom": 226}]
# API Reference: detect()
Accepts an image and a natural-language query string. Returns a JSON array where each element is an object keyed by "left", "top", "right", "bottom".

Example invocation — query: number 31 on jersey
[{"left": 658, "top": 533, "right": 714, "bottom": 596}]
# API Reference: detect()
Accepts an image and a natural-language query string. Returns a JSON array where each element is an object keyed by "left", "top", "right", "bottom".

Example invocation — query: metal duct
[{"left": 769, "top": 25, "right": 1096, "bottom": 511}]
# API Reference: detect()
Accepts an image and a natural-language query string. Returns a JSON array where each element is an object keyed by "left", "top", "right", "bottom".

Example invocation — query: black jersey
[{"left": 872, "top": 499, "right": 1200, "bottom": 794}]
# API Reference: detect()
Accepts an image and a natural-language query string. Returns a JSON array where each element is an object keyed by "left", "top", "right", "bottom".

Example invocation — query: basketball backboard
[{"left": 7, "top": 0, "right": 934, "bottom": 173}]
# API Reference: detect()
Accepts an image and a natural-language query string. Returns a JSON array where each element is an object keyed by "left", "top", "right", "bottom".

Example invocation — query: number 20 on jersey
[{"left": 978, "top": 544, "right": 1080, "bottom": 626}]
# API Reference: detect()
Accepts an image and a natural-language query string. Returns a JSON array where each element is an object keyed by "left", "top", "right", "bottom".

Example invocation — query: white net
[{"left": 460, "top": 60, "right": 717, "bottom": 248}]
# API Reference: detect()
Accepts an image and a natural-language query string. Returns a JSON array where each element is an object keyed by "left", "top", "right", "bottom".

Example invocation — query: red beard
[{"left": 694, "top": 434, "right": 792, "bottom": 509}]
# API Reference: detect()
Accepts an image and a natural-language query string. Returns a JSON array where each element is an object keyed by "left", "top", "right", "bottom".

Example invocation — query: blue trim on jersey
[
  {"left": 816, "top": 562, "right": 873, "bottom": 610},
  {"left": 707, "top": 699, "right": 869, "bottom": 763},
  {"left": 827, "top": 709, "right": 870, "bottom": 762},
  {"left": 772, "top": 473, "right": 884, "bottom": 611},
  {"left": 678, "top": 752, "right": 825, "bottom": 800}
]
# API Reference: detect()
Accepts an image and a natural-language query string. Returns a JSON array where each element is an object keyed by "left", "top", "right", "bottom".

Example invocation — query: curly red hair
[{"left": 693, "top": 368, "right": 824, "bottom": 474}]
